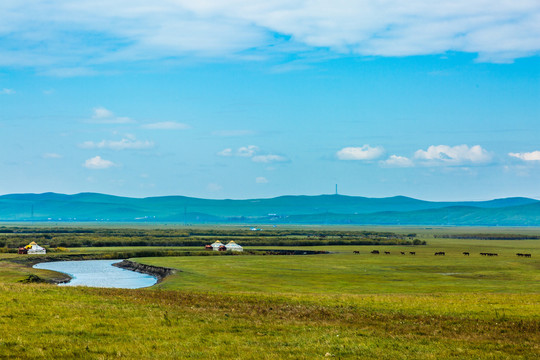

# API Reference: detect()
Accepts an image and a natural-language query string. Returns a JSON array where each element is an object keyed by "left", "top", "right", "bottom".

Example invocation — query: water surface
[{"left": 33, "top": 259, "right": 157, "bottom": 289}]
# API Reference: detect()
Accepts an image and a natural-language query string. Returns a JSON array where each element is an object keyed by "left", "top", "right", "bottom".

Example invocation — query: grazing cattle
[
  {"left": 517, "top": 253, "right": 523, "bottom": 257},
  {"left": 384, "top": 251, "right": 390, "bottom": 255},
  {"left": 481, "top": 252, "right": 498, "bottom": 256},
  {"left": 353, "top": 251, "right": 360, "bottom": 254},
  {"left": 463, "top": 252, "right": 470, "bottom": 256},
  {"left": 434, "top": 252, "right": 445, "bottom": 256},
  {"left": 371, "top": 250, "right": 379, "bottom": 254},
  {"left": 524, "top": 253, "right": 532, "bottom": 258},
  {"left": 400, "top": 251, "right": 405, "bottom": 255},
  {"left": 409, "top": 252, "right": 416, "bottom": 255}
]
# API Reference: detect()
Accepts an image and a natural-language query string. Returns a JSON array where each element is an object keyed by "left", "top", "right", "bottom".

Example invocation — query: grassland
[
  {"left": 139, "top": 241, "right": 540, "bottom": 294},
  {"left": 0, "top": 226, "right": 538, "bottom": 359}
]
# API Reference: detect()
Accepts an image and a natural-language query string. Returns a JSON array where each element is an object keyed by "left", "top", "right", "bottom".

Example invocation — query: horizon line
[{"left": 0, "top": 191, "right": 538, "bottom": 203}]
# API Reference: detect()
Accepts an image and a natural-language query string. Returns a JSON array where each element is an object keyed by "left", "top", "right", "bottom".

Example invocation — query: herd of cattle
[{"left": 352, "top": 250, "right": 532, "bottom": 257}]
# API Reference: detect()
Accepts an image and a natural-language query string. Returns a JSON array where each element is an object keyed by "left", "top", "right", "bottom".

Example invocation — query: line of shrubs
[
  {"left": 0, "top": 226, "right": 414, "bottom": 239},
  {"left": 434, "top": 234, "right": 540, "bottom": 240},
  {"left": 1, "top": 237, "right": 426, "bottom": 249}
]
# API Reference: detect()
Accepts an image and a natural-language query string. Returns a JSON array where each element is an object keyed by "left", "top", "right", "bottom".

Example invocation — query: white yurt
[
  {"left": 26, "top": 241, "right": 46, "bottom": 254},
  {"left": 211, "top": 240, "right": 224, "bottom": 251},
  {"left": 225, "top": 241, "right": 243, "bottom": 252}
]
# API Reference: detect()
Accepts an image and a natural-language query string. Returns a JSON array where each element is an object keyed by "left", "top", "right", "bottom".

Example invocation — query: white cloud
[
  {"left": 509, "top": 151, "right": 540, "bottom": 161},
  {"left": 414, "top": 145, "right": 491, "bottom": 165},
  {"left": 1, "top": 1, "right": 539, "bottom": 71},
  {"left": 217, "top": 148, "right": 233, "bottom": 157},
  {"left": 380, "top": 155, "right": 414, "bottom": 167},
  {"left": 251, "top": 154, "right": 288, "bottom": 163},
  {"left": 237, "top": 145, "right": 259, "bottom": 157},
  {"left": 42, "top": 153, "right": 62, "bottom": 159},
  {"left": 93, "top": 107, "right": 113, "bottom": 119},
  {"left": 255, "top": 176, "right": 268, "bottom": 183},
  {"left": 336, "top": 145, "right": 384, "bottom": 160},
  {"left": 79, "top": 138, "right": 154, "bottom": 150},
  {"left": 0, "top": 88, "right": 15, "bottom": 95},
  {"left": 88, "top": 107, "right": 134, "bottom": 124},
  {"left": 83, "top": 156, "right": 116, "bottom": 169},
  {"left": 141, "top": 121, "right": 190, "bottom": 130}
]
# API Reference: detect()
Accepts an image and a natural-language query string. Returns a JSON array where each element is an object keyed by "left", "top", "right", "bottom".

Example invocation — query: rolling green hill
[{"left": 0, "top": 192, "right": 538, "bottom": 225}]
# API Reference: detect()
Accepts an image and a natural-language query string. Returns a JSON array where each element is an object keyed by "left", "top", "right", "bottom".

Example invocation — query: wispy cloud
[
  {"left": 336, "top": 145, "right": 384, "bottom": 160},
  {"left": 83, "top": 156, "right": 116, "bottom": 169},
  {"left": 0, "top": 88, "right": 15, "bottom": 95},
  {"left": 87, "top": 107, "right": 134, "bottom": 124},
  {"left": 1, "top": 1, "right": 538, "bottom": 72},
  {"left": 252, "top": 154, "right": 287, "bottom": 163},
  {"left": 79, "top": 138, "right": 154, "bottom": 151},
  {"left": 207, "top": 183, "right": 223, "bottom": 192},
  {"left": 237, "top": 145, "right": 259, "bottom": 157},
  {"left": 42, "top": 153, "right": 62, "bottom": 159},
  {"left": 212, "top": 130, "right": 255, "bottom": 137},
  {"left": 255, "top": 176, "right": 268, "bottom": 183},
  {"left": 217, "top": 148, "right": 233, "bottom": 157},
  {"left": 218, "top": 145, "right": 288, "bottom": 163},
  {"left": 141, "top": 121, "right": 190, "bottom": 130},
  {"left": 509, "top": 151, "right": 540, "bottom": 161}
]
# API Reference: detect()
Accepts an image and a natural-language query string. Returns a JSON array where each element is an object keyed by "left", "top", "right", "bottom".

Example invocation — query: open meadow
[{"left": 0, "top": 226, "right": 539, "bottom": 359}]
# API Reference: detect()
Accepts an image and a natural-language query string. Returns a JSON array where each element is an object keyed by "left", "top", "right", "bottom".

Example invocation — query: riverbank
[{"left": 113, "top": 259, "right": 176, "bottom": 283}]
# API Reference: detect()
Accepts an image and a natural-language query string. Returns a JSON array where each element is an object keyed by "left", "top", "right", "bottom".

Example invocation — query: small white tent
[
  {"left": 211, "top": 241, "right": 224, "bottom": 251},
  {"left": 26, "top": 241, "right": 46, "bottom": 254},
  {"left": 225, "top": 241, "right": 243, "bottom": 252}
]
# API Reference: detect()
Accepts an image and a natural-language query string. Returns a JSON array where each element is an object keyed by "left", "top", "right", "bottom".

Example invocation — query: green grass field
[
  {"left": 137, "top": 239, "right": 539, "bottom": 295},
  {"left": 0, "top": 228, "right": 539, "bottom": 359}
]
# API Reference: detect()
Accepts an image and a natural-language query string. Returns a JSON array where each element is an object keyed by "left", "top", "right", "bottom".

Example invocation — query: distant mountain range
[{"left": 0, "top": 192, "right": 539, "bottom": 226}]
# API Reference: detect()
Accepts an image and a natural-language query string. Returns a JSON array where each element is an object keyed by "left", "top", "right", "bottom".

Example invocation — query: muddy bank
[{"left": 113, "top": 260, "right": 177, "bottom": 282}]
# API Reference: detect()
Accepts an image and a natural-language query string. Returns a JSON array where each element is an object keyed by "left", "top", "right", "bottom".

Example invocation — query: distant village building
[
  {"left": 225, "top": 241, "right": 243, "bottom": 252},
  {"left": 210, "top": 241, "right": 224, "bottom": 251},
  {"left": 206, "top": 240, "right": 243, "bottom": 252},
  {"left": 19, "top": 241, "right": 46, "bottom": 255}
]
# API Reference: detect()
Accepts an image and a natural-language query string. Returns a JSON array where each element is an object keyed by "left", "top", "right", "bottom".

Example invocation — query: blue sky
[{"left": 1, "top": 1, "right": 539, "bottom": 200}]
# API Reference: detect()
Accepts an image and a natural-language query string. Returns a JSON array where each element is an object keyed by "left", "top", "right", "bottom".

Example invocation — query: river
[{"left": 33, "top": 259, "right": 158, "bottom": 289}]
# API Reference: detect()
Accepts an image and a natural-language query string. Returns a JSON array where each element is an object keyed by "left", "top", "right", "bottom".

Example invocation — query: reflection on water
[{"left": 33, "top": 259, "right": 157, "bottom": 289}]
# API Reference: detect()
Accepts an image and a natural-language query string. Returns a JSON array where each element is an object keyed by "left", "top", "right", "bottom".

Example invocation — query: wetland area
[{"left": 0, "top": 225, "right": 538, "bottom": 359}]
